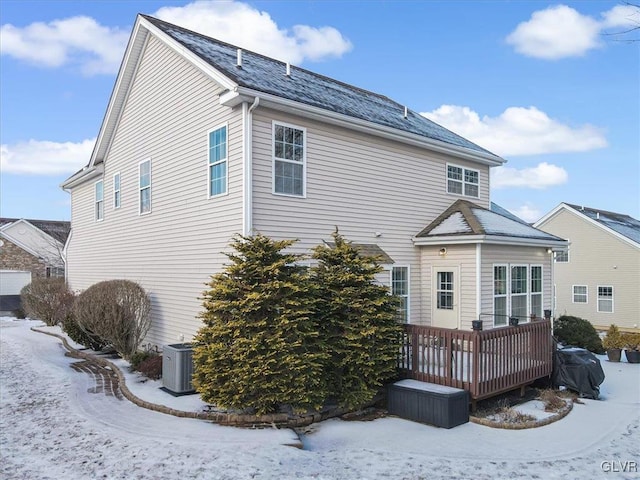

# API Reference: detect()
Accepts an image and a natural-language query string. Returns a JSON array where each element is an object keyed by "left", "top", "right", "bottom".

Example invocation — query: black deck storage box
[{"left": 387, "top": 379, "right": 469, "bottom": 428}]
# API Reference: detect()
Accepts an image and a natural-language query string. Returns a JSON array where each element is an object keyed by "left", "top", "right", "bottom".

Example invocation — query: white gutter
[
  {"left": 242, "top": 97, "right": 260, "bottom": 236},
  {"left": 60, "top": 164, "right": 104, "bottom": 190},
  {"left": 220, "top": 87, "right": 505, "bottom": 167},
  {"left": 412, "top": 234, "right": 568, "bottom": 248}
]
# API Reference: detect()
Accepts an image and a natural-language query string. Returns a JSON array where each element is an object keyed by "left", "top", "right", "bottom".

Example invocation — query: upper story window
[
  {"left": 273, "top": 122, "right": 305, "bottom": 197},
  {"left": 113, "top": 172, "right": 121, "bottom": 209},
  {"left": 597, "top": 286, "right": 614, "bottom": 313},
  {"left": 555, "top": 249, "right": 569, "bottom": 263},
  {"left": 447, "top": 164, "right": 479, "bottom": 198},
  {"left": 209, "top": 125, "right": 227, "bottom": 197},
  {"left": 139, "top": 159, "right": 151, "bottom": 215},
  {"left": 95, "top": 180, "right": 104, "bottom": 221},
  {"left": 391, "top": 266, "right": 409, "bottom": 323}
]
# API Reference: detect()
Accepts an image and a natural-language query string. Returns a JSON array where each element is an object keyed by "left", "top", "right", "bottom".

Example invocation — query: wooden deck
[{"left": 398, "top": 320, "right": 553, "bottom": 405}]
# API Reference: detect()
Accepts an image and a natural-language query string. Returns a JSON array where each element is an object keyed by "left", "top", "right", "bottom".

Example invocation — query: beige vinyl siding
[
  {"left": 480, "top": 245, "right": 553, "bottom": 325},
  {"left": 251, "top": 108, "right": 491, "bottom": 325},
  {"left": 66, "top": 34, "right": 243, "bottom": 347},
  {"left": 538, "top": 209, "right": 639, "bottom": 330},
  {"left": 419, "top": 244, "right": 478, "bottom": 329}
]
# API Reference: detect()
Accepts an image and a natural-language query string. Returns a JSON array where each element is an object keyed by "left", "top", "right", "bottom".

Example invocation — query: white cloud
[
  {"left": 491, "top": 162, "right": 568, "bottom": 190},
  {"left": 509, "top": 203, "right": 543, "bottom": 223},
  {"left": 0, "top": 1, "right": 352, "bottom": 74},
  {"left": 154, "top": 1, "right": 352, "bottom": 64},
  {"left": 1, "top": 138, "right": 95, "bottom": 175},
  {"left": 601, "top": 4, "right": 640, "bottom": 28},
  {"left": 0, "top": 16, "right": 129, "bottom": 75},
  {"left": 506, "top": 4, "right": 639, "bottom": 59},
  {"left": 422, "top": 105, "right": 607, "bottom": 157}
]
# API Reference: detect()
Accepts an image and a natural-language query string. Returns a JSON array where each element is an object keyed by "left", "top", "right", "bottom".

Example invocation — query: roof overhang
[
  {"left": 60, "top": 164, "right": 104, "bottom": 190},
  {"left": 220, "top": 87, "right": 505, "bottom": 167},
  {"left": 412, "top": 234, "right": 568, "bottom": 249}
]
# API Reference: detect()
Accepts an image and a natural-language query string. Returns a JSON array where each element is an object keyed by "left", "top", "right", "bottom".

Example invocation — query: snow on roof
[
  {"left": 143, "top": 15, "right": 500, "bottom": 158},
  {"left": 566, "top": 204, "right": 640, "bottom": 245},
  {"left": 427, "top": 211, "right": 472, "bottom": 235},
  {"left": 416, "top": 199, "right": 565, "bottom": 242}
]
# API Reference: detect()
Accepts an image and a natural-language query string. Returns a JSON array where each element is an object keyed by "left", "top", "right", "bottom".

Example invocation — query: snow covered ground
[{"left": 1, "top": 317, "right": 639, "bottom": 480}]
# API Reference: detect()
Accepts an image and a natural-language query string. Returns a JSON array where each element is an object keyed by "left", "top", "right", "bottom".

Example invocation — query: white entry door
[{"left": 432, "top": 267, "right": 459, "bottom": 329}]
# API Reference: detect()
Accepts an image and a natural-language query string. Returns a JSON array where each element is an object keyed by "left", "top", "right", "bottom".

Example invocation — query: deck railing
[{"left": 398, "top": 319, "right": 553, "bottom": 402}]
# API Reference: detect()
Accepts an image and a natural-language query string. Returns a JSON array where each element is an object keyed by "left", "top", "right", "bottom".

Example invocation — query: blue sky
[{"left": 1, "top": 0, "right": 638, "bottom": 222}]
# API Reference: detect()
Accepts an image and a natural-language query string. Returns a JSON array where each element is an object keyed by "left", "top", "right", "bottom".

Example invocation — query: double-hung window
[
  {"left": 392, "top": 266, "right": 409, "bottom": 322},
  {"left": 447, "top": 164, "right": 479, "bottom": 198},
  {"left": 208, "top": 125, "right": 227, "bottom": 197},
  {"left": 493, "top": 265, "right": 508, "bottom": 326},
  {"left": 273, "top": 122, "right": 305, "bottom": 197},
  {"left": 573, "top": 285, "right": 588, "bottom": 303},
  {"left": 95, "top": 180, "right": 104, "bottom": 221},
  {"left": 139, "top": 159, "right": 151, "bottom": 214},
  {"left": 113, "top": 173, "right": 121, "bottom": 209},
  {"left": 530, "top": 266, "right": 543, "bottom": 318},
  {"left": 555, "top": 249, "right": 569, "bottom": 263},
  {"left": 597, "top": 286, "right": 613, "bottom": 313},
  {"left": 510, "top": 265, "right": 528, "bottom": 320}
]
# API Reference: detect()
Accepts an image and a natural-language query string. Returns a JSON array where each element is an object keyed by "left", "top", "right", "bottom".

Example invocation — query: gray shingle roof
[
  {"left": 143, "top": 15, "right": 499, "bottom": 158},
  {"left": 565, "top": 204, "right": 640, "bottom": 245},
  {"left": 417, "top": 200, "right": 565, "bottom": 242},
  {"left": 0, "top": 218, "right": 71, "bottom": 244}
]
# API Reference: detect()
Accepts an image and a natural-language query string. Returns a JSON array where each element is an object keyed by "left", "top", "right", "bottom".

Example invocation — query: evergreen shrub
[
  {"left": 62, "top": 315, "right": 109, "bottom": 351},
  {"left": 193, "top": 234, "right": 326, "bottom": 414},
  {"left": 553, "top": 315, "right": 604, "bottom": 354},
  {"left": 311, "top": 230, "right": 402, "bottom": 408}
]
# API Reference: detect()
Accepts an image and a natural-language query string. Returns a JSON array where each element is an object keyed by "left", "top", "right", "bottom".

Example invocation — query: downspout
[
  {"left": 476, "top": 243, "right": 482, "bottom": 322},
  {"left": 242, "top": 97, "right": 260, "bottom": 236}
]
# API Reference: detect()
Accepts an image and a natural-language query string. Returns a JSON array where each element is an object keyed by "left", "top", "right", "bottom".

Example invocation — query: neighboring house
[
  {"left": 535, "top": 204, "right": 640, "bottom": 332},
  {"left": 0, "top": 218, "right": 70, "bottom": 313},
  {"left": 61, "top": 15, "right": 567, "bottom": 348}
]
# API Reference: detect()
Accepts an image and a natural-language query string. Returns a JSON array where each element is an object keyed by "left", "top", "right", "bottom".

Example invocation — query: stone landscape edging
[{"left": 30, "top": 326, "right": 352, "bottom": 437}]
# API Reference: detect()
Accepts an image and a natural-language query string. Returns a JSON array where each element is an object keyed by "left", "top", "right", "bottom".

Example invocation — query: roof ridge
[
  {"left": 566, "top": 203, "right": 635, "bottom": 220},
  {"left": 141, "top": 14, "right": 401, "bottom": 105}
]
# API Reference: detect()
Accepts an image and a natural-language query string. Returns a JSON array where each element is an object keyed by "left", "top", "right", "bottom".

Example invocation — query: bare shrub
[
  {"left": 539, "top": 389, "right": 566, "bottom": 412},
  {"left": 497, "top": 407, "right": 536, "bottom": 424},
  {"left": 20, "top": 278, "right": 74, "bottom": 326},
  {"left": 74, "top": 280, "right": 151, "bottom": 360}
]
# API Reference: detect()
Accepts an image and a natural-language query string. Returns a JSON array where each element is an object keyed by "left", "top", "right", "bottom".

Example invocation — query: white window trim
[
  {"left": 94, "top": 179, "right": 104, "bottom": 222},
  {"left": 272, "top": 120, "right": 307, "bottom": 198},
  {"left": 138, "top": 158, "right": 152, "bottom": 216},
  {"left": 113, "top": 172, "right": 121, "bottom": 210},
  {"left": 492, "top": 263, "right": 544, "bottom": 326},
  {"left": 493, "top": 264, "right": 508, "bottom": 327},
  {"left": 391, "top": 265, "right": 410, "bottom": 322},
  {"left": 597, "top": 285, "right": 614, "bottom": 313},
  {"left": 446, "top": 162, "right": 479, "bottom": 198},
  {"left": 207, "top": 122, "right": 229, "bottom": 199},
  {"left": 530, "top": 264, "right": 543, "bottom": 318},
  {"left": 572, "top": 285, "right": 588, "bottom": 304}
]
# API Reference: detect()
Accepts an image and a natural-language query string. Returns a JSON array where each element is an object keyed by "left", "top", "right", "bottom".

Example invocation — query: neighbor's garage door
[{"left": 0, "top": 270, "right": 32, "bottom": 295}]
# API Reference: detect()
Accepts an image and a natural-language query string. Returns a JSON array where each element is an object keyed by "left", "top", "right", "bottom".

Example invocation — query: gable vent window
[
  {"left": 447, "top": 164, "right": 479, "bottom": 198},
  {"left": 139, "top": 159, "right": 151, "bottom": 215},
  {"left": 208, "top": 125, "right": 227, "bottom": 197},
  {"left": 273, "top": 122, "right": 305, "bottom": 197},
  {"left": 95, "top": 180, "right": 104, "bottom": 221}
]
